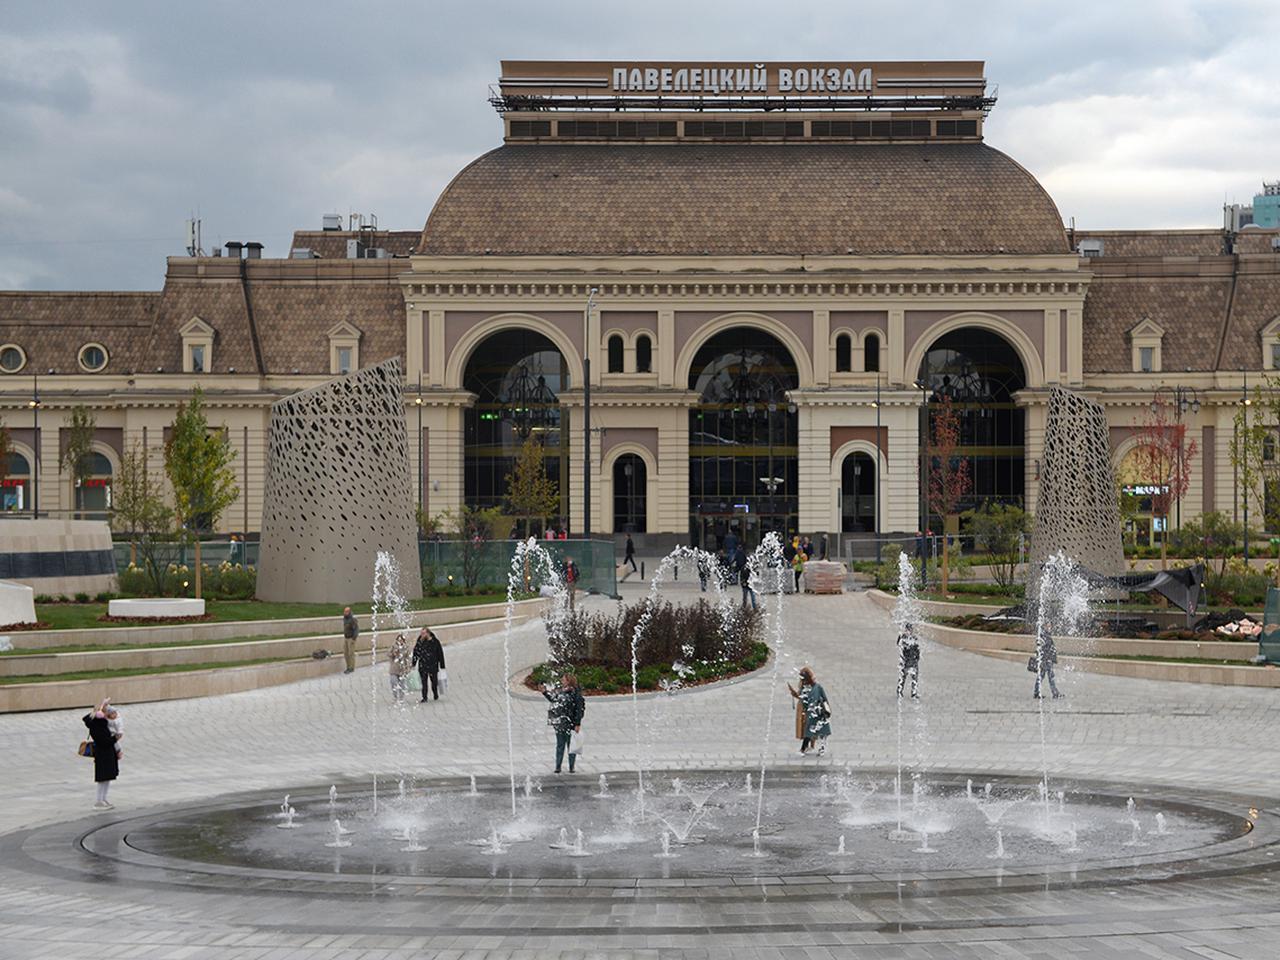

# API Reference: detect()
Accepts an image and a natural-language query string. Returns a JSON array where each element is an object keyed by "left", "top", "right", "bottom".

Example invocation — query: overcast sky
[{"left": 2, "top": 0, "right": 1277, "bottom": 290}]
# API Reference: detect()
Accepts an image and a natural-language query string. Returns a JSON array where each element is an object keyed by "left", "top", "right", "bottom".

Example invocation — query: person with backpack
[{"left": 543, "top": 673, "right": 586, "bottom": 773}]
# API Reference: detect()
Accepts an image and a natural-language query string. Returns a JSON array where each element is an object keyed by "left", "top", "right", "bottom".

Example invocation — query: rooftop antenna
[{"left": 185, "top": 216, "right": 204, "bottom": 256}]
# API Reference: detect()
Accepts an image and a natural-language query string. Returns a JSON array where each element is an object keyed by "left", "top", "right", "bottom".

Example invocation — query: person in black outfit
[
  {"left": 897, "top": 623, "right": 921, "bottom": 699},
  {"left": 411, "top": 628, "right": 446, "bottom": 702},
  {"left": 624, "top": 533, "right": 638, "bottom": 573},
  {"left": 733, "top": 545, "right": 757, "bottom": 610},
  {"left": 83, "top": 699, "right": 120, "bottom": 809},
  {"left": 543, "top": 674, "right": 586, "bottom": 773}
]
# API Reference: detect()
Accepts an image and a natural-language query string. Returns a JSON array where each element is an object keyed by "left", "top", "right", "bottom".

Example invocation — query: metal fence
[{"left": 420, "top": 538, "right": 618, "bottom": 597}]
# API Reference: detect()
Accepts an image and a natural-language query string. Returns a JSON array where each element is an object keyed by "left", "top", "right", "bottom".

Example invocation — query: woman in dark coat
[
  {"left": 542, "top": 674, "right": 586, "bottom": 773},
  {"left": 83, "top": 699, "right": 119, "bottom": 809},
  {"left": 787, "top": 666, "right": 832, "bottom": 756},
  {"left": 411, "top": 629, "right": 446, "bottom": 702}
]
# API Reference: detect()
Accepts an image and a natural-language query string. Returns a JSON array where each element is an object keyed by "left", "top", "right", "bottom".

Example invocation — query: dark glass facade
[
  {"left": 463, "top": 329, "right": 568, "bottom": 516},
  {"left": 918, "top": 328, "right": 1027, "bottom": 522},
  {"left": 688, "top": 328, "right": 799, "bottom": 551}
]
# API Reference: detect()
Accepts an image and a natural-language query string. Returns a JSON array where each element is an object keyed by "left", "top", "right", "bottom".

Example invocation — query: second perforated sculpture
[
  {"left": 1029, "top": 387, "right": 1125, "bottom": 587},
  {"left": 256, "top": 358, "right": 422, "bottom": 603}
]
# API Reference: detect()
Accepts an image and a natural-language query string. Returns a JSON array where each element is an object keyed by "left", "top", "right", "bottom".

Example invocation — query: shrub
[
  {"left": 73, "top": 592, "right": 91, "bottom": 604},
  {"left": 93, "top": 591, "right": 116, "bottom": 603},
  {"left": 548, "top": 598, "right": 759, "bottom": 669}
]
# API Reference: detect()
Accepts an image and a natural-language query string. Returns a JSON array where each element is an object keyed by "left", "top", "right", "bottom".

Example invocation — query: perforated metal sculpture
[
  {"left": 1029, "top": 387, "right": 1125, "bottom": 586},
  {"left": 256, "top": 358, "right": 422, "bottom": 603}
]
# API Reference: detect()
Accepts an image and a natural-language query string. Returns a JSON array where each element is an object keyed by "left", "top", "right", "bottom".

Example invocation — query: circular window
[
  {"left": 78, "top": 343, "right": 108, "bottom": 373},
  {"left": 0, "top": 344, "right": 26, "bottom": 374}
]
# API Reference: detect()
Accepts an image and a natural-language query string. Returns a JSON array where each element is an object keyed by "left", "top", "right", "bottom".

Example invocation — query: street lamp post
[
  {"left": 914, "top": 378, "right": 931, "bottom": 587},
  {"left": 871, "top": 374, "right": 882, "bottom": 566},
  {"left": 583, "top": 288, "right": 598, "bottom": 541},
  {"left": 1241, "top": 370, "right": 1252, "bottom": 561},
  {"left": 1151, "top": 384, "right": 1201, "bottom": 531},
  {"left": 28, "top": 371, "right": 41, "bottom": 518},
  {"left": 415, "top": 372, "right": 424, "bottom": 516}
]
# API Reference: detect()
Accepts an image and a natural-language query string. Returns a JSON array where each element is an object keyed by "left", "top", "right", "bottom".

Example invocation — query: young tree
[
  {"left": 111, "top": 439, "right": 172, "bottom": 567},
  {"left": 439, "top": 504, "right": 514, "bottom": 588},
  {"left": 505, "top": 436, "right": 559, "bottom": 537},
  {"left": 926, "top": 397, "right": 972, "bottom": 592},
  {"left": 0, "top": 419, "right": 12, "bottom": 501},
  {"left": 165, "top": 389, "right": 239, "bottom": 598},
  {"left": 1132, "top": 397, "right": 1197, "bottom": 568},
  {"left": 59, "top": 405, "right": 96, "bottom": 516},
  {"left": 963, "top": 502, "right": 1030, "bottom": 590}
]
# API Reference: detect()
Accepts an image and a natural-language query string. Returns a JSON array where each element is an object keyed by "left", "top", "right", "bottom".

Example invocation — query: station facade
[{"left": 2, "top": 59, "right": 1279, "bottom": 551}]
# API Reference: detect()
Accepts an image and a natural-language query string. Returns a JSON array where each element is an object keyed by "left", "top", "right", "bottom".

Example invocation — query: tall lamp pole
[
  {"left": 415, "top": 372, "right": 424, "bottom": 516},
  {"left": 914, "top": 377, "right": 930, "bottom": 587},
  {"left": 1242, "top": 369, "right": 1252, "bottom": 561},
  {"left": 583, "top": 288, "right": 598, "bottom": 540},
  {"left": 28, "top": 371, "right": 41, "bottom": 518},
  {"left": 871, "top": 374, "right": 882, "bottom": 566},
  {"left": 1152, "top": 384, "right": 1201, "bottom": 531}
]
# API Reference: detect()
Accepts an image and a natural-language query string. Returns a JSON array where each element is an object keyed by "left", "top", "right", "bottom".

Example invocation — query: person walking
[
  {"left": 1033, "top": 627, "right": 1063, "bottom": 699},
  {"left": 564, "top": 556, "right": 579, "bottom": 610},
  {"left": 341, "top": 606, "right": 359, "bottom": 674},
  {"left": 83, "top": 699, "right": 120, "bottom": 809},
  {"left": 543, "top": 674, "right": 586, "bottom": 773},
  {"left": 388, "top": 633, "right": 411, "bottom": 703},
  {"left": 623, "top": 533, "right": 638, "bottom": 574},
  {"left": 787, "top": 666, "right": 832, "bottom": 756},
  {"left": 732, "top": 544, "right": 756, "bottom": 610},
  {"left": 897, "top": 622, "right": 921, "bottom": 699},
  {"left": 412, "top": 628, "right": 446, "bottom": 702}
]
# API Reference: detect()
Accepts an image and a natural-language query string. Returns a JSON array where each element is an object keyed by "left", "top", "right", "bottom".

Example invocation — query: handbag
[
  {"left": 438, "top": 668, "right": 449, "bottom": 694},
  {"left": 820, "top": 700, "right": 832, "bottom": 719},
  {"left": 77, "top": 740, "right": 94, "bottom": 758},
  {"left": 1027, "top": 655, "right": 1039, "bottom": 673},
  {"left": 568, "top": 729, "right": 585, "bottom": 756}
]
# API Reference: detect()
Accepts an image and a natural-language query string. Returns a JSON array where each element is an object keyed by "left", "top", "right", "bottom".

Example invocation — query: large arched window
[
  {"left": 2, "top": 451, "right": 29, "bottom": 511},
  {"left": 607, "top": 334, "right": 625, "bottom": 373},
  {"left": 463, "top": 329, "right": 568, "bottom": 516},
  {"left": 635, "top": 334, "right": 652, "bottom": 373},
  {"left": 78, "top": 451, "right": 114, "bottom": 516},
  {"left": 613, "top": 453, "right": 647, "bottom": 532},
  {"left": 917, "top": 327, "right": 1026, "bottom": 522},
  {"left": 834, "top": 333, "right": 852, "bottom": 373},
  {"left": 840, "top": 451, "right": 876, "bottom": 532},
  {"left": 864, "top": 333, "right": 880, "bottom": 373},
  {"left": 688, "top": 327, "right": 799, "bottom": 552}
]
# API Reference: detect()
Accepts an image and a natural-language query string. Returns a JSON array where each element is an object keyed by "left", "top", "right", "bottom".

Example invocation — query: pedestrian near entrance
[
  {"left": 624, "top": 533, "right": 637, "bottom": 573},
  {"left": 733, "top": 545, "right": 756, "bottom": 610},
  {"left": 788, "top": 666, "right": 831, "bottom": 756},
  {"left": 412, "top": 628, "right": 446, "bottom": 702},
  {"left": 341, "top": 607, "right": 358, "bottom": 673},
  {"left": 791, "top": 549, "right": 806, "bottom": 593},
  {"left": 897, "top": 622, "right": 921, "bottom": 699},
  {"left": 83, "top": 699, "right": 120, "bottom": 809},
  {"left": 564, "top": 556, "right": 580, "bottom": 609},
  {"left": 388, "top": 633, "right": 410, "bottom": 702},
  {"left": 1032, "top": 627, "right": 1063, "bottom": 699},
  {"left": 543, "top": 674, "right": 586, "bottom": 773}
]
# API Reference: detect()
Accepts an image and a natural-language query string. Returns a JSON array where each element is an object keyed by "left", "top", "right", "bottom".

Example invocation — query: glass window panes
[
  {"left": 635, "top": 335, "right": 652, "bottom": 373},
  {"left": 607, "top": 335, "right": 624, "bottom": 373},
  {"left": 190, "top": 344, "right": 206, "bottom": 373},
  {"left": 835, "top": 334, "right": 852, "bottom": 372},
  {"left": 1139, "top": 346, "right": 1154, "bottom": 372},
  {"left": 1271, "top": 343, "right": 1280, "bottom": 370},
  {"left": 79, "top": 343, "right": 107, "bottom": 371},
  {"left": 0, "top": 345, "right": 25, "bottom": 373},
  {"left": 864, "top": 333, "right": 881, "bottom": 372},
  {"left": 337, "top": 347, "right": 353, "bottom": 374}
]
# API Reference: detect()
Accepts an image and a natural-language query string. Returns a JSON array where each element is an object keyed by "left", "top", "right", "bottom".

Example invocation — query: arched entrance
[
  {"left": 612, "top": 453, "right": 647, "bottom": 533},
  {"left": 917, "top": 328, "right": 1027, "bottom": 528},
  {"left": 688, "top": 327, "right": 799, "bottom": 551},
  {"left": 840, "top": 452, "right": 876, "bottom": 533},
  {"left": 463, "top": 329, "right": 568, "bottom": 525},
  {"left": 78, "top": 451, "right": 114, "bottom": 518}
]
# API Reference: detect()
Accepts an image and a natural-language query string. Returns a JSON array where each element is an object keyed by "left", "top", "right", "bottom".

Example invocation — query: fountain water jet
[{"left": 325, "top": 819, "right": 351, "bottom": 848}]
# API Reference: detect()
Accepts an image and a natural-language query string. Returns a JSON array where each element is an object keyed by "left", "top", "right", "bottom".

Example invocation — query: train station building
[{"left": 2, "top": 60, "right": 1278, "bottom": 551}]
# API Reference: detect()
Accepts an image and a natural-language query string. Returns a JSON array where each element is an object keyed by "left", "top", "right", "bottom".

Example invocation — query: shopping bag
[
  {"left": 438, "top": 669, "right": 449, "bottom": 694},
  {"left": 568, "top": 730, "right": 585, "bottom": 756},
  {"left": 407, "top": 670, "right": 422, "bottom": 692}
]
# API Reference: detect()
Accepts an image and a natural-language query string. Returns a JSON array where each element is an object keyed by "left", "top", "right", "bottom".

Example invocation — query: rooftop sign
[{"left": 498, "top": 60, "right": 986, "bottom": 99}]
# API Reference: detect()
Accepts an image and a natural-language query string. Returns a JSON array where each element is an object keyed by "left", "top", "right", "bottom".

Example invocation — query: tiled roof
[
  {"left": 145, "top": 277, "right": 260, "bottom": 374},
  {"left": 0, "top": 292, "right": 158, "bottom": 375},
  {"left": 288, "top": 230, "right": 419, "bottom": 259},
  {"left": 1219, "top": 274, "right": 1280, "bottom": 369},
  {"left": 251, "top": 282, "right": 406, "bottom": 374},
  {"left": 1074, "top": 230, "right": 1227, "bottom": 258},
  {"left": 419, "top": 143, "right": 1070, "bottom": 257},
  {"left": 1082, "top": 275, "right": 1232, "bottom": 373}
]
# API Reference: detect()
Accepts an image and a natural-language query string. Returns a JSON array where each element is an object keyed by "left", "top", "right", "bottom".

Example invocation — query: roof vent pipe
[
  {"left": 224, "top": 241, "right": 243, "bottom": 259},
  {"left": 244, "top": 242, "right": 264, "bottom": 259}
]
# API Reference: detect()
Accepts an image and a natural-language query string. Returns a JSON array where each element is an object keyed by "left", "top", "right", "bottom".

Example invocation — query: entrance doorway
[{"left": 840, "top": 452, "right": 876, "bottom": 532}]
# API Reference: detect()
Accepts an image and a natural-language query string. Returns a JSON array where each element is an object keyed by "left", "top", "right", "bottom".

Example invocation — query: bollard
[{"left": 641, "top": 560, "right": 645, "bottom": 579}]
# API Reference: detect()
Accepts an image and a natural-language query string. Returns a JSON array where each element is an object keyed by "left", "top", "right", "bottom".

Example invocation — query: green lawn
[
  {"left": 0, "top": 632, "right": 334, "bottom": 657},
  {"left": 0, "top": 656, "right": 299, "bottom": 686},
  {"left": 1000, "top": 648, "right": 1264, "bottom": 668},
  {"left": 29, "top": 593, "right": 513, "bottom": 631}
]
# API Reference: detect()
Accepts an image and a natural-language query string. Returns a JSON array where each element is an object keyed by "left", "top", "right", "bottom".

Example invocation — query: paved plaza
[{"left": 2, "top": 581, "right": 1279, "bottom": 959}]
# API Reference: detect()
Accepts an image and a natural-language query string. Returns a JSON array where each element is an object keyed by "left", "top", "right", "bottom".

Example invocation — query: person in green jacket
[
  {"left": 543, "top": 673, "right": 586, "bottom": 773},
  {"left": 787, "top": 666, "right": 831, "bottom": 756}
]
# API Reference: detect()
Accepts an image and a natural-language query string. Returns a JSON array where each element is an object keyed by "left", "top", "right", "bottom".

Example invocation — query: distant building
[{"left": 1254, "top": 181, "right": 1280, "bottom": 229}]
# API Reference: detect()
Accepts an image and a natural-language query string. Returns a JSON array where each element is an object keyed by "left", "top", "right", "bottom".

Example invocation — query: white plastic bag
[
  {"left": 438, "top": 668, "right": 449, "bottom": 694},
  {"left": 568, "top": 729, "right": 585, "bottom": 756}
]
